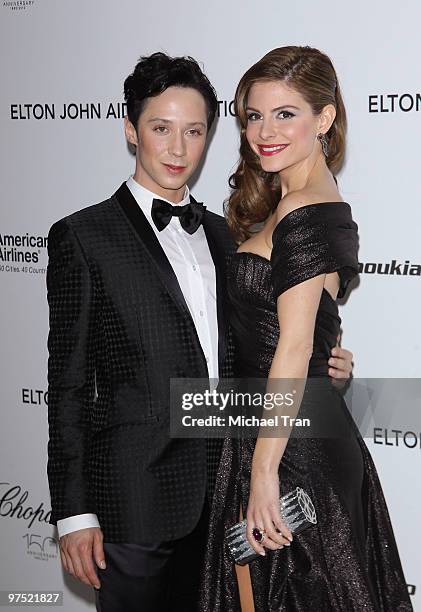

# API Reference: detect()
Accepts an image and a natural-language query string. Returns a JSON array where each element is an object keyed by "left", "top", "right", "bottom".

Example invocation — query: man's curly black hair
[{"left": 124, "top": 52, "right": 218, "bottom": 130}]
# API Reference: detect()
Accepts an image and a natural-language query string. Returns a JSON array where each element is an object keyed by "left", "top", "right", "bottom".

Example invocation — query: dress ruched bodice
[{"left": 228, "top": 202, "right": 359, "bottom": 377}]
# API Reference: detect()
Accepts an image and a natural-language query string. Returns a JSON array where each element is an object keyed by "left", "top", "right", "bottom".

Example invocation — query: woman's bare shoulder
[{"left": 275, "top": 189, "right": 343, "bottom": 224}]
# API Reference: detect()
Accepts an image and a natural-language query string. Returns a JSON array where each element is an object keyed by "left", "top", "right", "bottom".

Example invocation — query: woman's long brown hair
[{"left": 225, "top": 46, "right": 347, "bottom": 243}]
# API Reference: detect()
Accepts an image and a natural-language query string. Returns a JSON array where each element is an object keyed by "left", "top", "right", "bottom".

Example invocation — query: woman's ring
[{"left": 252, "top": 527, "right": 266, "bottom": 544}]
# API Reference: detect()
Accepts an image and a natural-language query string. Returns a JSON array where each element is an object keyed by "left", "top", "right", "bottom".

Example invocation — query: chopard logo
[
  {"left": 358, "top": 259, "right": 421, "bottom": 276},
  {"left": 0, "top": 482, "right": 51, "bottom": 528}
]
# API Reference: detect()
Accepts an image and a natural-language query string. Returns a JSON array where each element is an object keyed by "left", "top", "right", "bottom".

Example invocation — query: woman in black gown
[{"left": 200, "top": 46, "right": 411, "bottom": 611}]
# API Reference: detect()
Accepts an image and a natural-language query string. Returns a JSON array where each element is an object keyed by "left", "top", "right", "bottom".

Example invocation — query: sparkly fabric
[{"left": 200, "top": 204, "right": 412, "bottom": 611}]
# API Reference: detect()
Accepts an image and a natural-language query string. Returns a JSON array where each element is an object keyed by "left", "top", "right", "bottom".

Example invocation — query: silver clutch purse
[{"left": 225, "top": 487, "right": 317, "bottom": 565}]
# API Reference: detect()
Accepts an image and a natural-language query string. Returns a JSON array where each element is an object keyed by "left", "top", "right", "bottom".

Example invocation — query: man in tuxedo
[{"left": 46, "top": 52, "right": 354, "bottom": 612}]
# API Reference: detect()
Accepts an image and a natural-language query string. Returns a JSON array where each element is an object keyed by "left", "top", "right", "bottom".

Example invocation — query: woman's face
[{"left": 245, "top": 80, "right": 325, "bottom": 174}]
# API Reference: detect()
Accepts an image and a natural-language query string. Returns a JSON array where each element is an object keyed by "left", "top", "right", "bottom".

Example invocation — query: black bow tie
[{"left": 151, "top": 197, "right": 206, "bottom": 234}]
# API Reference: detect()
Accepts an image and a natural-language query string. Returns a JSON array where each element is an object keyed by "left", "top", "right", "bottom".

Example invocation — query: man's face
[{"left": 125, "top": 86, "right": 208, "bottom": 203}]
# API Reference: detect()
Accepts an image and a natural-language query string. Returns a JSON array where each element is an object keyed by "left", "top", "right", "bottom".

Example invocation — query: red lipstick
[{"left": 257, "top": 144, "right": 289, "bottom": 156}]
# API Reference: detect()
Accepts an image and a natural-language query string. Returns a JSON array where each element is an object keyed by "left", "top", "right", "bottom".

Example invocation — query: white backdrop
[{"left": 1, "top": 0, "right": 420, "bottom": 609}]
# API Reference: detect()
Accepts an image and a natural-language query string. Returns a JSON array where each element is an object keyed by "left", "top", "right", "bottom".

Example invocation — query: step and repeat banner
[{"left": 1, "top": 0, "right": 420, "bottom": 609}]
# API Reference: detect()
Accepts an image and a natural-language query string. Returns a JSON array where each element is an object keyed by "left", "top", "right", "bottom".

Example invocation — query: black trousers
[{"left": 95, "top": 498, "right": 210, "bottom": 612}]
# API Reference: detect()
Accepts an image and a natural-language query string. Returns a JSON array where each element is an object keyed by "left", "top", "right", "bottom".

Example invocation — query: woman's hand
[{"left": 246, "top": 467, "right": 293, "bottom": 556}]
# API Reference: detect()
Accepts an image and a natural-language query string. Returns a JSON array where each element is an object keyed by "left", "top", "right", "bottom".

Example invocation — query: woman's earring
[{"left": 317, "top": 133, "right": 329, "bottom": 157}]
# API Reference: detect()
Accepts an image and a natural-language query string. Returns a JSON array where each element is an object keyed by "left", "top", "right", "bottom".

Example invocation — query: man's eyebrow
[
  {"left": 147, "top": 117, "right": 206, "bottom": 128},
  {"left": 246, "top": 105, "right": 300, "bottom": 112},
  {"left": 147, "top": 117, "right": 172, "bottom": 124},
  {"left": 186, "top": 121, "right": 207, "bottom": 128}
]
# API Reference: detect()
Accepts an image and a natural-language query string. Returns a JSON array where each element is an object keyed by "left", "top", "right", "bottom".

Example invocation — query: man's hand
[
  {"left": 328, "top": 335, "right": 353, "bottom": 386},
  {"left": 59, "top": 527, "right": 105, "bottom": 589}
]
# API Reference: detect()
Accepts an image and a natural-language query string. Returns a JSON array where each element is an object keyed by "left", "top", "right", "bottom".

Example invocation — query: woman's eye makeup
[
  {"left": 246, "top": 112, "right": 261, "bottom": 121},
  {"left": 246, "top": 109, "right": 296, "bottom": 122},
  {"left": 277, "top": 110, "right": 295, "bottom": 119}
]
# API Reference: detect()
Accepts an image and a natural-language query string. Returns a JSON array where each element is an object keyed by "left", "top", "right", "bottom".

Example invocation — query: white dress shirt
[{"left": 57, "top": 177, "right": 219, "bottom": 537}]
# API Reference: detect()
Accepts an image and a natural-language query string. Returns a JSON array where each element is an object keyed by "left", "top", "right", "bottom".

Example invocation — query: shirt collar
[{"left": 126, "top": 176, "right": 190, "bottom": 221}]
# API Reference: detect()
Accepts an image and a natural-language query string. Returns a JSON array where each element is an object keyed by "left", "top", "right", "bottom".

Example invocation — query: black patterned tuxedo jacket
[{"left": 46, "top": 182, "right": 235, "bottom": 542}]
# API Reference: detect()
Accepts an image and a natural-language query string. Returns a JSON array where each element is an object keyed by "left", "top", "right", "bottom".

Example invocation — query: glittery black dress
[{"left": 200, "top": 203, "right": 412, "bottom": 611}]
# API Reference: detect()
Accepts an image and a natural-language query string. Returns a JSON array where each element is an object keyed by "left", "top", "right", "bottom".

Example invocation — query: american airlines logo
[{"left": 0, "top": 233, "right": 47, "bottom": 264}]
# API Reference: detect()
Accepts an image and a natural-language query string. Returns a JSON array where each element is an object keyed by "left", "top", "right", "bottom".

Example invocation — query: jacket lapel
[
  {"left": 113, "top": 182, "right": 192, "bottom": 320},
  {"left": 202, "top": 208, "right": 229, "bottom": 371}
]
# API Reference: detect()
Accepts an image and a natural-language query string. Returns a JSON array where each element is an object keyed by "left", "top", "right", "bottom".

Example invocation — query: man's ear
[
  {"left": 124, "top": 116, "right": 138, "bottom": 146},
  {"left": 317, "top": 104, "right": 336, "bottom": 135}
]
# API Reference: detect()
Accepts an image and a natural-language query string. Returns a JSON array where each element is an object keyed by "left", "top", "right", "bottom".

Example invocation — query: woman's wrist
[
  {"left": 251, "top": 460, "right": 280, "bottom": 477},
  {"left": 252, "top": 438, "right": 286, "bottom": 476}
]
